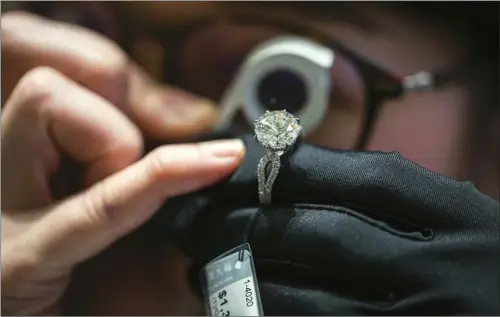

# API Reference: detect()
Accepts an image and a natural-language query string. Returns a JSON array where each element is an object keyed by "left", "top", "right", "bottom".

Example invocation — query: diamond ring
[{"left": 254, "top": 110, "right": 302, "bottom": 204}]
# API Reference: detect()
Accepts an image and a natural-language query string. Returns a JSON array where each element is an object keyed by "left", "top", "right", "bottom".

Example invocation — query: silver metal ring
[{"left": 254, "top": 110, "right": 302, "bottom": 204}]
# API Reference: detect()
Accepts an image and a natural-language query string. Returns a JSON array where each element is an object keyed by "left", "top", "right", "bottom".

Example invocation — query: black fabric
[{"left": 146, "top": 133, "right": 500, "bottom": 315}]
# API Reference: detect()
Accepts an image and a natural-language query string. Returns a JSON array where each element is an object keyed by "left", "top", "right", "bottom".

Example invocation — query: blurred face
[
  {"left": 117, "top": 2, "right": 470, "bottom": 177},
  {"left": 58, "top": 2, "right": 496, "bottom": 315}
]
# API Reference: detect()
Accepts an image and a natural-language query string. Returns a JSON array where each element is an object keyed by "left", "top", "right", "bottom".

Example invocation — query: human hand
[{"left": 1, "top": 12, "right": 245, "bottom": 315}]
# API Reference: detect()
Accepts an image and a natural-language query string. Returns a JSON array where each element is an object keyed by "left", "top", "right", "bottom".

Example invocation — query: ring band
[
  {"left": 254, "top": 110, "right": 302, "bottom": 205},
  {"left": 257, "top": 150, "right": 281, "bottom": 204}
]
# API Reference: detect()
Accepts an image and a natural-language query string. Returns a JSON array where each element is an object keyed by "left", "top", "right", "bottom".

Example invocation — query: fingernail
[{"left": 201, "top": 139, "right": 245, "bottom": 159}]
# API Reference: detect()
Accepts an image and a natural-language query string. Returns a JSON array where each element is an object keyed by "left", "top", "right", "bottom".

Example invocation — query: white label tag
[{"left": 202, "top": 244, "right": 263, "bottom": 316}]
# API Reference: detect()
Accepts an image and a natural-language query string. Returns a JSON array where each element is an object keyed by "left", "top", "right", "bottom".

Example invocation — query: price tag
[{"left": 201, "top": 244, "right": 263, "bottom": 316}]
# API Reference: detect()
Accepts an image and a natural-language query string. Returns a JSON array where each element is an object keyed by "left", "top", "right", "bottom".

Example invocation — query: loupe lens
[{"left": 257, "top": 69, "right": 308, "bottom": 113}]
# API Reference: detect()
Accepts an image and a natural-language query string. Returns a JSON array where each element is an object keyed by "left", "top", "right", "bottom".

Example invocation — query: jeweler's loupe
[{"left": 215, "top": 35, "right": 334, "bottom": 136}]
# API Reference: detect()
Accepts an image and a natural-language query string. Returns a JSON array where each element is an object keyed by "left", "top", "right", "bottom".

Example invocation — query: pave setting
[
  {"left": 255, "top": 110, "right": 301, "bottom": 152},
  {"left": 254, "top": 110, "right": 302, "bottom": 204}
]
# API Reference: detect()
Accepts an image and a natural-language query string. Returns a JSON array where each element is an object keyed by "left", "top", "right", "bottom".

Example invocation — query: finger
[
  {"left": 1, "top": 67, "right": 142, "bottom": 210},
  {"left": 1, "top": 11, "right": 217, "bottom": 139},
  {"left": 27, "top": 139, "right": 245, "bottom": 269}
]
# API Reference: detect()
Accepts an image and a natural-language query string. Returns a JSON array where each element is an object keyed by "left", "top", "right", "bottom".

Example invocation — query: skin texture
[{"left": 1, "top": 2, "right": 498, "bottom": 316}]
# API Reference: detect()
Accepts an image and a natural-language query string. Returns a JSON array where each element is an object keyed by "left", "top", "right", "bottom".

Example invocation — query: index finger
[{"left": 1, "top": 12, "right": 218, "bottom": 140}]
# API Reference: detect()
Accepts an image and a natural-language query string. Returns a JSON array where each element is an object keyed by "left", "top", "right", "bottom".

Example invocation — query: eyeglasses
[{"left": 119, "top": 7, "right": 474, "bottom": 149}]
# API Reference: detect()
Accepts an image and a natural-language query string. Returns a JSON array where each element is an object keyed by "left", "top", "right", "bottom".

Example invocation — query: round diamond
[{"left": 255, "top": 110, "right": 301, "bottom": 150}]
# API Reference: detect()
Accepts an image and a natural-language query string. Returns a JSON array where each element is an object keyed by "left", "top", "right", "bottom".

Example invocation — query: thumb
[{"left": 28, "top": 139, "right": 245, "bottom": 269}]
